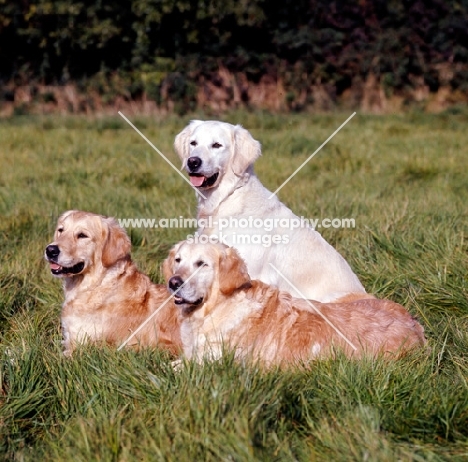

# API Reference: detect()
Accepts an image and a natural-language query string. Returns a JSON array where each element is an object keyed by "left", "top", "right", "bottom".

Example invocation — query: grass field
[{"left": 1, "top": 109, "right": 468, "bottom": 460}]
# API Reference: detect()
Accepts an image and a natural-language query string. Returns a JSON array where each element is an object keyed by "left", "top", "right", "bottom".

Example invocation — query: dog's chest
[
  {"left": 181, "top": 296, "right": 264, "bottom": 360},
  {"left": 61, "top": 311, "right": 108, "bottom": 343}
]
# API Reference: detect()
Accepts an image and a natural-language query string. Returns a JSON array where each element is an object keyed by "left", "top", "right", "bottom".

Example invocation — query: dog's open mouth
[
  {"left": 49, "top": 261, "right": 85, "bottom": 276},
  {"left": 173, "top": 295, "right": 203, "bottom": 307},
  {"left": 189, "top": 172, "right": 219, "bottom": 189}
]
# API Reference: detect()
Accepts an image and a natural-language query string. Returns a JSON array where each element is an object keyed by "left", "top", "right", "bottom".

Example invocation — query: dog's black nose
[
  {"left": 187, "top": 156, "right": 202, "bottom": 172},
  {"left": 46, "top": 244, "right": 60, "bottom": 259},
  {"left": 169, "top": 275, "right": 184, "bottom": 292}
]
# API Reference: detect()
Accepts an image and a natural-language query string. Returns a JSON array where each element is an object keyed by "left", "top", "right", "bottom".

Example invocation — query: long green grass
[{"left": 1, "top": 109, "right": 468, "bottom": 460}]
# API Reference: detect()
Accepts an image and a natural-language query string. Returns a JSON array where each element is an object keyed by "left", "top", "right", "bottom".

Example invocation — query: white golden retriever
[
  {"left": 163, "top": 241, "right": 426, "bottom": 367},
  {"left": 45, "top": 210, "right": 181, "bottom": 356},
  {"left": 174, "top": 120, "right": 368, "bottom": 303}
]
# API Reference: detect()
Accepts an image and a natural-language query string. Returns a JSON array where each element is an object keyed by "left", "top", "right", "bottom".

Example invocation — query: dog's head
[
  {"left": 163, "top": 240, "right": 252, "bottom": 316},
  {"left": 174, "top": 120, "right": 261, "bottom": 190},
  {"left": 44, "top": 210, "right": 131, "bottom": 278}
]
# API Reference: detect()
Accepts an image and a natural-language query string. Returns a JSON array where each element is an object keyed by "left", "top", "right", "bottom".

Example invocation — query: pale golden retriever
[
  {"left": 174, "top": 120, "right": 368, "bottom": 303},
  {"left": 163, "top": 240, "right": 426, "bottom": 367},
  {"left": 45, "top": 210, "right": 181, "bottom": 356}
]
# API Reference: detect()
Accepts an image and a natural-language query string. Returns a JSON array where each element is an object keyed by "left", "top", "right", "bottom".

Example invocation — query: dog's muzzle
[
  {"left": 45, "top": 244, "right": 85, "bottom": 276},
  {"left": 187, "top": 156, "right": 219, "bottom": 189},
  {"left": 168, "top": 275, "right": 203, "bottom": 307}
]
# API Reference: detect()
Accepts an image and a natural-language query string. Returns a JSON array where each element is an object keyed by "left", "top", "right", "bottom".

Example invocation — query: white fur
[{"left": 174, "top": 120, "right": 368, "bottom": 302}]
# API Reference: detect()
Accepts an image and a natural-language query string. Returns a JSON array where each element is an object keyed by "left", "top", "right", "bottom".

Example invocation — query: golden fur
[
  {"left": 163, "top": 241, "right": 426, "bottom": 367},
  {"left": 45, "top": 210, "right": 181, "bottom": 356}
]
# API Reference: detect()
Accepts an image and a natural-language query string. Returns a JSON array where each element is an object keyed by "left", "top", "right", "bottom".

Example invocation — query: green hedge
[{"left": 1, "top": 0, "right": 467, "bottom": 106}]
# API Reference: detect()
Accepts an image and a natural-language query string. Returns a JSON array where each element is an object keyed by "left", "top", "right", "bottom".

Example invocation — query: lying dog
[
  {"left": 174, "top": 120, "right": 368, "bottom": 303},
  {"left": 45, "top": 210, "right": 181, "bottom": 356},
  {"left": 163, "top": 240, "right": 426, "bottom": 367}
]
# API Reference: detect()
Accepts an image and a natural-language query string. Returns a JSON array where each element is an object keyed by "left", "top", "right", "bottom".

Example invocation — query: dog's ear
[
  {"left": 231, "top": 125, "right": 261, "bottom": 176},
  {"left": 162, "top": 248, "right": 176, "bottom": 283},
  {"left": 162, "top": 241, "right": 184, "bottom": 282},
  {"left": 101, "top": 217, "right": 131, "bottom": 267},
  {"left": 174, "top": 120, "right": 204, "bottom": 163},
  {"left": 218, "top": 246, "right": 251, "bottom": 295}
]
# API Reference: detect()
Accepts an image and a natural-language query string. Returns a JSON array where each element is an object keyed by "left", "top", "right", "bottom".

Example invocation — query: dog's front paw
[
  {"left": 63, "top": 349, "right": 73, "bottom": 357},
  {"left": 62, "top": 342, "right": 73, "bottom": 357},
  {"left": 171, "top": 358, "right": 183, "bottom": 372}
]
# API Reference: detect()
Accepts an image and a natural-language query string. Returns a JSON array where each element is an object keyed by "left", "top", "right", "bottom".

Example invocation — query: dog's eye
[
  {"left": 77, "top": 232, "right": 88, "bottom": 239},
  {"left": 175, "top": 257, "right": 181, "bottom": 263},
  {"left": 212, "top": 142, "right": 222, "bottom": 149},
  {"left": 196, "top": 260, "right": 206, "bottom": 268},
  {"left": 190, "top": 141, "right": 197, "bottom": 147},
  {"left": 57, "top": 228, "right": 63, "bottom": 234}
]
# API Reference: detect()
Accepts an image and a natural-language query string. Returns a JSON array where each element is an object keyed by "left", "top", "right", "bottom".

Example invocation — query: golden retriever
[
  {"left": 163, "top": 240, "right": 426, "bottom": 367},
  {"left": 174, "top": 120, "right": 368, "bottom": 303},
  {"left": 45, "top": 210, "right": 181, "bottom": 356}
]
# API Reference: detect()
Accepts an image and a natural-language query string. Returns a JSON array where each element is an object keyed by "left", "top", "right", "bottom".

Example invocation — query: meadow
[{"left": 0, "top": 109, "right": 467, "bottom": 460}]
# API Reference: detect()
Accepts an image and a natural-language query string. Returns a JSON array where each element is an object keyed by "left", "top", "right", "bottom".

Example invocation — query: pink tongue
[
  {"left": 49, "top": 263, "right": 62, "bottom": 270},
  {"left": 190, "top": 175, "right": 205, "bottom": 187}
]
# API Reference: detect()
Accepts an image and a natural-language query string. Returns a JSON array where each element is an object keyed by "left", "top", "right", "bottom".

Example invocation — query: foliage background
[{"left": 1, "top": 0, "right": 468, "bottom": 113}]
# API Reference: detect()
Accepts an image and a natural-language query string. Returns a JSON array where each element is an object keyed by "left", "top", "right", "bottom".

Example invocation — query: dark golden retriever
[
  {"left": 45, "top": 210, "right": 181, "bottom": 356},
  {"left": 164, "top": 240, "right": 426, "bottom": 367}
]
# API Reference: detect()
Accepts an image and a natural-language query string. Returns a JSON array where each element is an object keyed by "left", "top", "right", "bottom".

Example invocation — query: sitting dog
[
  {"left": 163, "top": 240, "right": 426, "bottom": 367},
  {"left": 45, "top": 210, "right": 181, "bottom": 356},
  {"left": 174, "top": 120, "right": 369, "bottom": 303}
]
